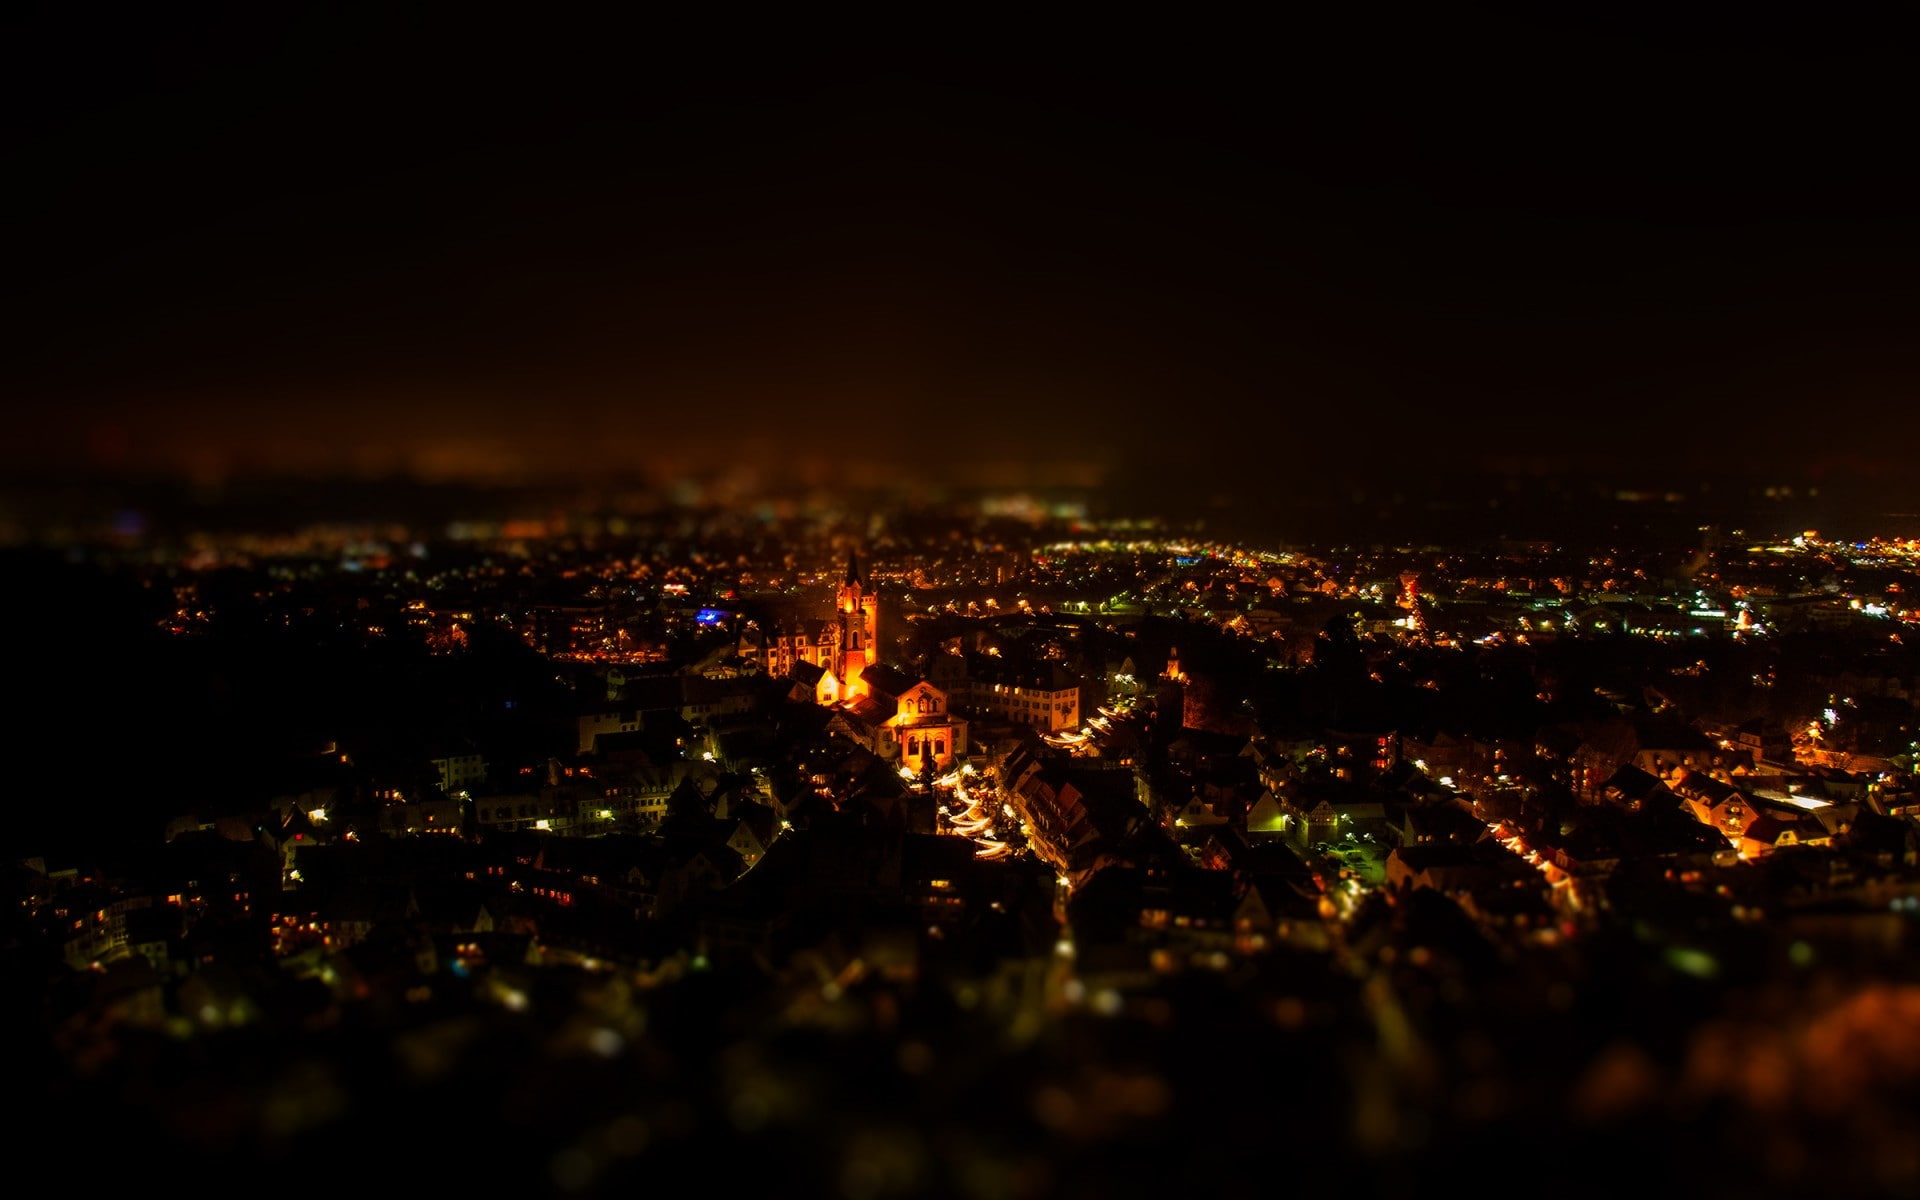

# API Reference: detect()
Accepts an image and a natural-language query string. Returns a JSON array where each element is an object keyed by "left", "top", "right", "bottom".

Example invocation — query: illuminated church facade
[
  {"left": 754, "top": 553, "right": 879, "bottom": 703},
  {"left": 771, "top": 551, "right": 966, "bottom": 773},
  {"left": 828, "top": 662, "right": 969, "bottom": 775}
]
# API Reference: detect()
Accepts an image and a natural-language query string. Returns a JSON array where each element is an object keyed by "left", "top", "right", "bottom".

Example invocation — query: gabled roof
[
  {"left": 762, "top": 617, "right": 836, "bottom": 641},
  {"left": 837, "top": 696, "right": 890, "bottom": 730},
  {"left": 859, "top": 663, "right": 925, "bottom": 703},
  {"left": 1241, "top": 875, "right": 1323, "bottom": 918},
  {"left": 1404, "top": 799, "right": 1488, "bottom": 842},
  {"left": 1602, "top": 763, "right": 1667, "bottom": 800},
  {"left": 730, "top": 799, "right": 779, "bottom": 848},
  {"left": 965, "top": 656, "right": 1082, "bottom": 692},
  {"left": 1739, "top": 811, "right": 1805, "bottom": 846},
  {"left": 689, "top": 842, "right": 747, "bottom": 880},
  {"left": 1671, "top": 767, "right": 1739, "bottom": 805}
]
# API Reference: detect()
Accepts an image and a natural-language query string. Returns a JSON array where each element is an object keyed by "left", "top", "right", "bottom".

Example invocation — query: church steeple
[
  {"left": 1163, "top": 645, "right": 1185, "bottom": 683},
  {"left": 835, "top": 548, "right": 879, "bottom": 698}
]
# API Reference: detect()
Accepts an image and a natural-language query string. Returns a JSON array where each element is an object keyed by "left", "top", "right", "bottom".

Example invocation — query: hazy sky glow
[{"left": 6, "top": 8, "right": 1917, "bottom": 507}]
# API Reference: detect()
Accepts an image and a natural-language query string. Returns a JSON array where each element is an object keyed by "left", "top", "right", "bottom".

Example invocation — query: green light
[{"left": 1664, "top": 946, "right": 1718, "bottom": 979}]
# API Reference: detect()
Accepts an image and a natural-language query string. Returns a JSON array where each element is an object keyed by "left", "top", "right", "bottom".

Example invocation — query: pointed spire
[{"left": 846, "top": 549, "right": 863, "bottom": 587}]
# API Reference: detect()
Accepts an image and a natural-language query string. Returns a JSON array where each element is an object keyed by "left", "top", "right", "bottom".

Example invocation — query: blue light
[{"left": 697, "top": 608, "right": 730, "bottom": 626}]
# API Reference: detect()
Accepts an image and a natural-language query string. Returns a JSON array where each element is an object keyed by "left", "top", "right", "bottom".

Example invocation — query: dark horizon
[{"left": 3, "top": 458, "right": 1911, "bottom": 557}]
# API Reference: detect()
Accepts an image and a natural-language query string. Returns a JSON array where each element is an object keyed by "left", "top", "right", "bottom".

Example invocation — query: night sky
[{"left": 6, "top": 8, "right": 1917, "bottom": 510}]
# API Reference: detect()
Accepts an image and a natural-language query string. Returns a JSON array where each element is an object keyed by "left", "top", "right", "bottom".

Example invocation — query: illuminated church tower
[{"left": 836, "top": 551, "right": 879, "bottom": 698}]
